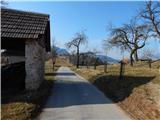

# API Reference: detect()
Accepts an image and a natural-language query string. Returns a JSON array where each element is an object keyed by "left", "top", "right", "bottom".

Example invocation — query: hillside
[
  {"left": 53, "top": 46, "right": 119, "bottom": 64},
  {"left": 96, "top": 55, "right": 119, "bottom": 64},
  {"left": 55, "top": 47, "right": 70, "bottom": 56}
]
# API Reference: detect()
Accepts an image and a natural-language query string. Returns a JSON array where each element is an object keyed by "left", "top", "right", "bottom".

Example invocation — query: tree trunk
[
  {"left": 76, "top": 47, "right": 79, "bottom": 68},
  {"left": 130, "top": 51, "right": 134, "bottom": 66},
  {"left": 134, "top": 50, "right": 139, "bottom": 61},
  {"left": 130, "top": 48, "right": 138, "bottom": 66}
]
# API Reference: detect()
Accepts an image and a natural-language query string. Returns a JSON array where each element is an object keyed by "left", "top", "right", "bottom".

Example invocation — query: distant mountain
[
  {"left": 55, "top": 46, "right": 70, "bottom": 56},
  {"left": 96, "top": 55, "right": 119, "bottom": 64}
]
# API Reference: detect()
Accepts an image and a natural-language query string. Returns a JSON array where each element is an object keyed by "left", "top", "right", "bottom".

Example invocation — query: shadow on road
[
  {"left": 44, "top": 79, "right": 113, "bottom": 108},
  {"left": 45, "top": 72, "right": 76, "bottom": 76},
  {"left": 44, "top": 71, "right": 155, "bottom": 108}
]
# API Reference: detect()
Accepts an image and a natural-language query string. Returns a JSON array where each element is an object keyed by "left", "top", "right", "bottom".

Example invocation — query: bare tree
[
  {"left": 66, "top": 31, "right": 87, "bottom": 68},
  {"left": 107, "top": 20, "right": 149, "bottom": 66},
  {"left": 140, "top": 1, "right": 160, "bottom": 39}
]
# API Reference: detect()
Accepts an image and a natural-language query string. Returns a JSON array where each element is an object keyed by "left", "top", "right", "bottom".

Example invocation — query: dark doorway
[{"left": 1, "top": 38, "right": 26, "bottom": 94}]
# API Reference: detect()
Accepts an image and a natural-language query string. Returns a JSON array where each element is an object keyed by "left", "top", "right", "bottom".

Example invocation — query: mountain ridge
[
  {"left": 96, "top": 54, "right": 119, "bottom": 63},
  {"left": 54, "top": 46, "right": 119, "bottom": 63}
]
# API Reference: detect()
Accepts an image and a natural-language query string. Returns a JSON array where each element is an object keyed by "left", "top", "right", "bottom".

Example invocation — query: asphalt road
[{"left": 38, "top": 67, "right": 131, "bottom": 120}]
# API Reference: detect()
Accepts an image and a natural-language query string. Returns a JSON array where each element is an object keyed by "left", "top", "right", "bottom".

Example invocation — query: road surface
[{"left": 38, "top": 67, "right": 131, "bottom": 120}]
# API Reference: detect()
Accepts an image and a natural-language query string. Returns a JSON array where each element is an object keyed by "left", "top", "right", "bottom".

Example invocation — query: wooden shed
[{"left": 1, "top": 8, "right": 51, "bottom": 90}]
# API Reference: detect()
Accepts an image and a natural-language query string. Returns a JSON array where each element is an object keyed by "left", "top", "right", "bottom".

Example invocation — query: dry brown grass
[
  {"left": 72, "top": 61, "right": 160, "bottom": 120},
  {"left": 73, "top": 61, "right": 160, "bottom": 84},
  {"left": 55, "top": 56, "right": 73, "bottom": 67},
  {"left": 71, "top": 66, "right": 102, "bottom": 80}
]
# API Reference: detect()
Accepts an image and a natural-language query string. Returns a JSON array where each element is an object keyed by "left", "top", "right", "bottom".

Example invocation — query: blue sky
[{"left": 9, "top": 1, "right": 160, "bottom": 59}]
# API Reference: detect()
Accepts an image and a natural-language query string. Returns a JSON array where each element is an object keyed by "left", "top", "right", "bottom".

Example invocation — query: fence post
[
  {"left": 94, "top": 63, "right": 96, "bottom": 70},
  {"left": 104, "top": 62, "right": 107, "bottom": 73},
  {"left": 52, "top": 57, "right": 55, "bottom": 70},
  {"left": 119, "top": 61, "right": 125, "bottom": 80},
  {"left": 94, "top": 59, "right": 97, "bottom": 70},
  {"left": 148, "top": 59, "right": 152, "bottom": 68},
  {"left": 86, "top": 61, "right": 89, "bottom": 69}
]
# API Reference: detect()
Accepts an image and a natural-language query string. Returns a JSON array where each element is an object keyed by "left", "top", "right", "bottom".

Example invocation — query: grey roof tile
[{"left": 1, "top": 8, "right": 49, "bottom": 39}]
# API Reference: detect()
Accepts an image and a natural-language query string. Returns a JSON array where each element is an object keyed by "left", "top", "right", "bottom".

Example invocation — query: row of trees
[
  {"left": 105, "top": 1, "right": 160, "bottom": 66},
  {"left": 65, "top": 1, "right": 159, "bottom": 68}
]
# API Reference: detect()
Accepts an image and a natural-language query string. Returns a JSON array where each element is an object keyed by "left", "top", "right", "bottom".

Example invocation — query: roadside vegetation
[
  {"left": 1, "top": 1, "right": 160, "bottom": 120},
  {"left": 72, "top": 61, "right": 160, "bottom": 120},
  {"left": 66, "top": 2, "right": 160, "bottom": 119},
  {"left": 1, "top": 59, "right": 59, "bottom": 120}
]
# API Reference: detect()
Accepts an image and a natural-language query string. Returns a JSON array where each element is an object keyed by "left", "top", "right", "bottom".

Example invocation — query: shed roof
[{"left": 1, "top": 8, "right": 49, "bottom": 39}]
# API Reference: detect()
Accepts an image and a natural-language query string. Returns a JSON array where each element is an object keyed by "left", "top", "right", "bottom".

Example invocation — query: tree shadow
[
  {"left": 1, "top": 72, "right": 112, "bottom": 119},
  {"left": 45, "top": 72, "right": 76, "bottom": 76},
  {"left": 2, "top": 70, "right": 155, "bottom": 119},
  {"left": 92, "top": 75, "right": 155, "bottom": 103},
  {"left": 43, "top": 80, "right": 112, "bottom": 108}
]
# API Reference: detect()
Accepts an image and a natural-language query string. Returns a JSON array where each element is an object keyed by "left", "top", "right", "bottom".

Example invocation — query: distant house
[{"left": 1, "top": 8, "right": 51, "bottom": 90}]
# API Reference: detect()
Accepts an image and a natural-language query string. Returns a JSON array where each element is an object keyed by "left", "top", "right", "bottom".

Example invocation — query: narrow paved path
[{"left": 38, "top": 67, "right": 131, "bottom": 120}]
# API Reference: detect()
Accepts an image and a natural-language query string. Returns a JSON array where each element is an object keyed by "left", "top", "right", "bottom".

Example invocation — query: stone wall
[{"left": 25, "top": 39, "right": 45, "bottom": 90}]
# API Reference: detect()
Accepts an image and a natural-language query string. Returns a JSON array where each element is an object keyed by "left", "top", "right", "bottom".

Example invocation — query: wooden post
[
  {"left": 104, "top": 62, "right": 107, "bottom": 73},
  {"left": 148, "top": 59, "right": 152, "bottom": 68},
  {"left": 52, "top": 57, "right": 56, "bottom": 70},
  {"left": 119, "top": 61, "right": 125, "bottom": 80},
  {"left": 94, "top": 63, "right": 96, "bottom": 70},
  {"left": 86, "top": 61, "right": 89, "bottom": 69}
]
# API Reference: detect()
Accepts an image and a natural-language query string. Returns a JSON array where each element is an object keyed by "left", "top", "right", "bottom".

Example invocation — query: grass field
[
  {"left": 72, "top": 61, "right": 160, "bottom": 85},
  {"left": 1, "top": 59, "right": 59, "bottom": 120}
]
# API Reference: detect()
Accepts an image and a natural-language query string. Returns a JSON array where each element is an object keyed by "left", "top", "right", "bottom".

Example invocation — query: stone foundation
[{"left": 25, "top": 39, "right": 45, "bottom": 90}]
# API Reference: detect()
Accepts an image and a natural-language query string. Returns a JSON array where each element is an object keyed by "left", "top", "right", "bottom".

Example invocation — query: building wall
[{"left": 25, "top": 39, "right": 45, "bottom": 90}]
